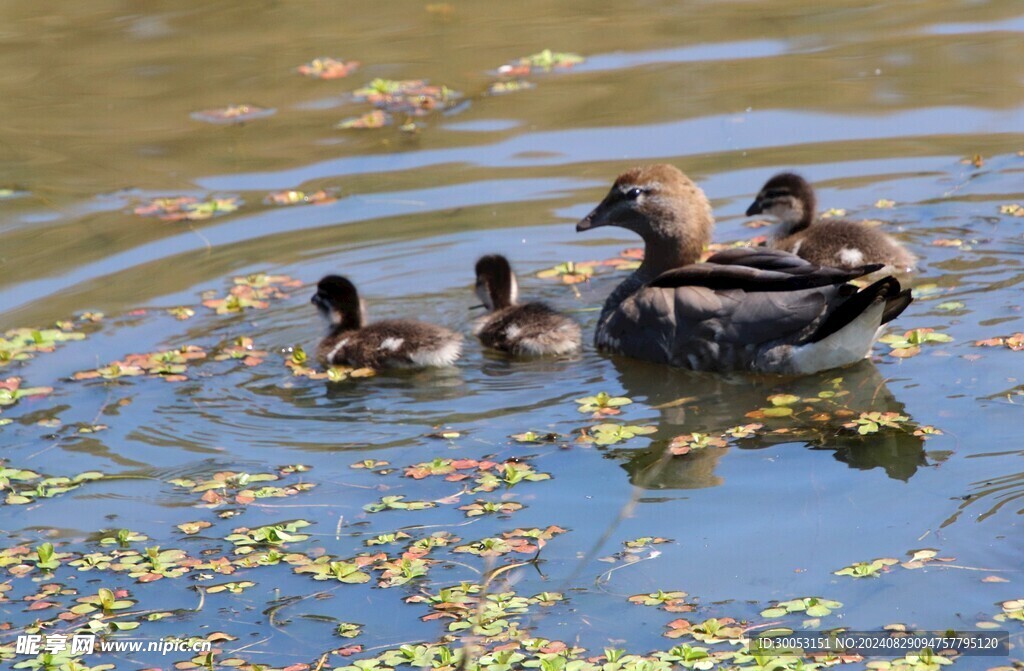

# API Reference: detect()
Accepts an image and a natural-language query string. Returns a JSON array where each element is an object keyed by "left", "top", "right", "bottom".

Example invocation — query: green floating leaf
[
  {"left": 582, "top": 423, "right": 656, "bottom": 446},
  {"left": 833, "top": 557, "right": 899, "bottom": 578},
  {"left": 760, "top": 597, "right": 842, "bottom": 619},
  {"left": 498, "top": 49, "right": 585, "bottom": 75},
  {"left": 575, "top": 391, "right": 633, "bottom": 414},
  {"left": 363, "top": 495, "right": 437, "bottom": 513}
]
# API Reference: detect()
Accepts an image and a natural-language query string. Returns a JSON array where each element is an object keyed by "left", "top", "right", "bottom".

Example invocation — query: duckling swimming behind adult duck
[
  {"left": 311, "top": 275, "right": 462, "bottom": 369},
  {"left": 472, "top": 254, "right": 581, "bottom": 356},
  {"left": 577, "top": 164, "right": 913, "bottom": 375},
  {"left": 746, "top": 172, "right": 916, "bottom": 272}
]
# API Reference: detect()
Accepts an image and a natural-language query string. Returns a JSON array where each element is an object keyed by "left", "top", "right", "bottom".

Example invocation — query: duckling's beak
[
  {"left": 745, "top": 199, "right": 764, "bottom": 217},
  {"left": 468, "top": 304, "right": 486, "bottom": 310}
]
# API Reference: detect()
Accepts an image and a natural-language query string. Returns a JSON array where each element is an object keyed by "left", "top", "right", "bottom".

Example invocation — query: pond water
[{"left": 1, "top": 1, "right": 1023, "bottom": 669}]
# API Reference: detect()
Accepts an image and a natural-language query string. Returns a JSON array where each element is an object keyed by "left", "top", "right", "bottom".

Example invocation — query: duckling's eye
[{"left": 625, "top": 187, "right": 645, "bottom": 200}]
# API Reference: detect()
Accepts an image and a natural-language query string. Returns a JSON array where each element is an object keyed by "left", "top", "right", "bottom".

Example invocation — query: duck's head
[
  {"left": 311, "top": 275, "right": 364, "bottom": 329},
  {"left": 474, "top": 254, "right": 518, "bottom": 311},
  {"left": 745, "top": 172, "right": 816, "bottom": 234},
  {"left": 576, "top": 164, "right": 713, "bottom": 268}
]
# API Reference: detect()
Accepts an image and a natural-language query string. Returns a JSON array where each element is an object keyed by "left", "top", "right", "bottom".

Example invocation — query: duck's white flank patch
[
  {"left": 504, "top": 324, "right": 522, "bottom": 340},
  {"left": 380, "top": 337, "right": 404, "bottom": 351},
  {"left": 325, "top": 338, "right": 349, "bottom": 363},
  {"left": 790, "top": 239, "right": 803, "bottom": 255},
  {"left": 838, "top": 247, "right": 865, "bottom": 266},
  {"left": 789, "top": 302, "right": 884, "bottom": 374},
  {"left": 408, "top": 339, "right": 462, "bottom": 367}
]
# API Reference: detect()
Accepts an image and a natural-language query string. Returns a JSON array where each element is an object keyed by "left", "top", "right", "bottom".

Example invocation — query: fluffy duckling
[
  {"left": 746, "top": 172, "right": 916, "bottom": 272},
  {"left": 311, "top": 275, "right": 462, "bottom": 368},
  {"left": 576, "top": 164, "right": 912, "bottom": 374},
  {"left": 472, "top": 254, "right": 581, "bottom": 356}
]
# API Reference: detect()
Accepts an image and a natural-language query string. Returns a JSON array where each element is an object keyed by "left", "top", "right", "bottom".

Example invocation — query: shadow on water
[{"left": 607, "top": 358, "right": 927, "bottom": 488}]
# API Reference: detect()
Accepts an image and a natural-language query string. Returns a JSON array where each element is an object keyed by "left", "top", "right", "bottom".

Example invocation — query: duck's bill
[
  {"left": 576, "top": 207, "right": 604, "bottom": 232},
  {"left": 468, "top": 304, "right": 486, "bottom": 310},
  {"left": 745, "top": 200, "right": 764, "bottom": 216}
]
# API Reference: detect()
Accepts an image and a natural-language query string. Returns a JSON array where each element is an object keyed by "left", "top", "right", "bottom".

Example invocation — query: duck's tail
[{"left": 809, "top": 276, "right": 911, "bottom": 344}]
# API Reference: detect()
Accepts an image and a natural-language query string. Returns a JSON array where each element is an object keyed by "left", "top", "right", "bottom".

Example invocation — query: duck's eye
[{"left": 625, "top": 187, "right": 645, "bottom": 200}]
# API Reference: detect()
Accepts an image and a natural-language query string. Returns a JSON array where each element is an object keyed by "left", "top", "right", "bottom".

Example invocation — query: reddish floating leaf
[
  {"left": 191, "top": 105, "right": 276, "bottom": 124},
  {"left": 297, "top": 57, "right": 360, "bottom": 80}
]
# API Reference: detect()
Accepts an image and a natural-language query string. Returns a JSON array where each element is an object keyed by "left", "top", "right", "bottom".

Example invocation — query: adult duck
[{"left": 576, "top": 164, "right": 912, "bottom": 374}]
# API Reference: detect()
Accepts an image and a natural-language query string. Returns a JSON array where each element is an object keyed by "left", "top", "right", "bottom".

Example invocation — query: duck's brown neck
[{"left": 636, "top": 229, "right": 706, "bottom": 281}]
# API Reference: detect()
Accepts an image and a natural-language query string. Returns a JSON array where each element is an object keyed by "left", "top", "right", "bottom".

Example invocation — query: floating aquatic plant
[
  {"left": 297, "top": 57, "right": 360, "bottom": 79},
  {"left": 975, "top": 333, "right": 1024, "bottom": 350},
  {"left": 225, "top": 520, "right": 311, "bottom": 551},
  {"left": 352, "top": 78, "right": 461, "bottom": 116},
  {"left": 536, "top": 261, "right": 594, "bottom": 284},
  {"left": 579, "top": 423, "right": 656, "bottom": 446},
  {"left": 3, "top": 467, "right": 104, "bottom": 505},
  {"left": 628, "top": 590, "right": 691, "bottom": 612},
  {"left": 487, "top": 80, "right": 535, "bottom": 95},
  {"left": 510, "top": 430, "right": 562, "bottom": 443},
  {"left": 202, "top": 273, "right": 301, "bottom": 314},
  {"left": 575, "top": 391, "right": 632, "bottom": 417},
  {"left": 363, "top": 495, "right": 436, "bottom": 513},
  {"left": 497, "top": 50, "right": 585, "bottom": 76},
  {"left": 472, "top": 460, "right": 551, "bottom": 491},
  {"left": 668, "top": 432, "right": 727, "bottom": 455},
  {"left": 213, "top": 336, "right": 267, "bottom": 367},
  {"left": 0, "top": 325, "right": 87, "bottom": 368},
  {"left": 760, "top": 597, "right": 842, "bottom": 618},
  {"left": 878, "top": 328, "right": 953, "bottom": 358},
  {"left": 169, "top": 470, "right": 314, "bottom": 507},
  {"left": 833, "top": 557, "right": 899, "bottom": 578},
  {"left": 458, "top": 500, "right": 524, "bottom": 517},
  {"left": 266, "top": 189, "right": 337, "bottom": 205},
  {"left": 337, "top": 110, "right": 391, "bottom": 129},
  {"left": 133, "top": 195, "right": 241, "bottom": 221},
  {"left": 73, "top": 345, "right": 206, "bottom": 382},
  {"left": 0, "top": 377, "right": 52, "bottom": 411},
  {"left": 842, "top": 411, "right": 910, "bottom": 435},
  {"left": 285, "top": 345, "right": 376, "bottom": 380},
  {"left": 190, "top": 104, "right": 275, "bottom": 124}
]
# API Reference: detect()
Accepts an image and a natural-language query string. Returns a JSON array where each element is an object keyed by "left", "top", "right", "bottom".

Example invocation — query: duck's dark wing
[{"left": 649, "top": 247, "right": 881, "bottom": 292}]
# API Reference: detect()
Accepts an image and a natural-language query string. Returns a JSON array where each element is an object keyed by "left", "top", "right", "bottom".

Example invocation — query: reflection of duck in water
[{"left": 605, "top": 357, "right": 926, "bottom": 489}]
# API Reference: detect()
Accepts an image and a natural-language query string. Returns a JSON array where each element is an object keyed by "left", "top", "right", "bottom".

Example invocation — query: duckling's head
[
  {"left": 474, "top": 254, "right": 519, "bottom": 311},
  {"left": 576, "top": 164, "right": 713, "bottom": 267},
  {"left": 746, "top": 172, "right": 816, "bottom": 234},
  {"left": 311, "top": 275, "right": 364, "bottom": 330}
]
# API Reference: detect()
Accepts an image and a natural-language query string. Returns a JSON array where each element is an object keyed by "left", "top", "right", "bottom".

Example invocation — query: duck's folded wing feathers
[{"left": 649, "top": 247, "right": 882, "bottom": 292}]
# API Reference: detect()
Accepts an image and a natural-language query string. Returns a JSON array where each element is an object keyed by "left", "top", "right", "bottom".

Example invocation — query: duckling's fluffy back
[
  {"left": 473, "top": 302, "right": 581, "bottom": 356},
  {"left": 318, "top": 319, "right": 462, "bottom": 369},
  {"left": 772, "top": 219, "right": 916, "bottom": 272}
]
